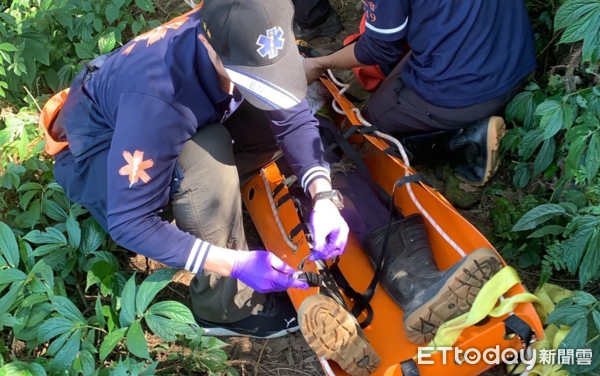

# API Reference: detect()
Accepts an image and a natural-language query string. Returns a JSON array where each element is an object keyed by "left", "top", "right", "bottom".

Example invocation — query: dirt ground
[{"left": 124, "top": 0, "right": 510, "bottom": 374}]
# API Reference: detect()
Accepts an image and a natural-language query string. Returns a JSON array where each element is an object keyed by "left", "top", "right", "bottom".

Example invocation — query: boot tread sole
[
  {"left": 298, "top": 295, "right": 381, "bottom": 376},
  {"left": 403, "top": 247, "right": 503, "bottom": 344}
]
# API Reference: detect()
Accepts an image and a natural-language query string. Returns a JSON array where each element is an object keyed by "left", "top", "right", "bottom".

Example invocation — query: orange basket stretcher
[{"left": 240, "top": 75, "right": 544, "bottom": 376}]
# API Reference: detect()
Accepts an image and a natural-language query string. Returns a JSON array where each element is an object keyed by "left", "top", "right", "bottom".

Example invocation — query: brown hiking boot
[
  {"left": 297, "top": 261, "right": 381, "bottom": 376},
  {"left": 362, "top": 214, "right": 503, "bottom": 344}
]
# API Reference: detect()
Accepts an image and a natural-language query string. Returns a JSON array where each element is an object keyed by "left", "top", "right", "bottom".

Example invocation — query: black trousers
[{"left": 293, "top": 0, "right": 332, "bottom": 29}]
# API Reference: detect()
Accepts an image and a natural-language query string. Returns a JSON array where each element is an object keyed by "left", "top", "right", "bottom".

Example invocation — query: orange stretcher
[{"left": 241, "top": 76, "right": 544, "bottom": 376}]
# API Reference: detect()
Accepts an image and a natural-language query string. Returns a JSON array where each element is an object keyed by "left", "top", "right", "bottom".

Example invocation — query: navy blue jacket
[
  {"left": 354, "top": 0, "right": 536, "bottom": 108},
  {"left": 55, "top": 9, "right": 330, "bottom": 273}
]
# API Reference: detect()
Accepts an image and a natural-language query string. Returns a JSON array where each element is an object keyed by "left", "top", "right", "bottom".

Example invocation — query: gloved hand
[
  {"left": 309, "top": 199, "right": 349, "bottom": 262},
  {"left": 230, "top": 251, "right": 309, "bottom": 293}
]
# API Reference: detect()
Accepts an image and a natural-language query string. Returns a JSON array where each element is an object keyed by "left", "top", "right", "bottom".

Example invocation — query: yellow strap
[{"left": 416, "top": 266, "right": 544, "bottom": 356}]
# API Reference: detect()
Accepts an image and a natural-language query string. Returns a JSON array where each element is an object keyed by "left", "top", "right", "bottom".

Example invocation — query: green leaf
[
  {"left": 113, "top": 0, "right": 126, "bottom": 8},
  {"left": 136, "top": 269, "right": 177, "bottom": 315},
  {"left": 534, "top": 138, "right": 556, "bottom": 175},
  {"left": 38, "top": 317, "right": 76, "bottom": 342},
  {"left": 559, "top": 4, "right": 600, "bottom": 44},
  {"left": 0, "top": 281, "right": 21, "bottom": 317},
  {"left": 74, "top": 42, "right": 95, "bottom": 60},
  {"left": 519, "top": 129, "right": 545, "bottom": 160},
  {"left": 566, "top": 136, "right": 588, "bottom": 177},
  {"left": 96, "top": 297, "right": 106, "bottom": 327},
  {"left": 105, "top": 4, "right": 120, "bottom": 24},
  {"left": 32, "top": 244, "right": 64, "bottom": 258},
  {"left": 52, "top": 296, "right": 86, "bottom": 324},
  {"left": 79, "top": 350, "right": 95, "bottom": 375},
  {"left": 0, "top": 361, "right": 47, "bottom": 376},
  {"left": 51, "top": 329, "right": 81, "bottom": 373},
  {"left": 145, "top": 314, "right": 194, "bottom": 342},
  {"left": 559, "top": 317, "right": 588, "bottom": 350},
  {"left": 0, "top": 269, "right": 27, "bottom": 285},
  {"left": 20, "top": 190, "right": 38, "bottom": 211},
  {"left": 135, "top": 0, "right": 155, "bottom": 12},
  {"left": 47, "top": 330, "right": 70, "bottom": 356},
  {"left": 147, "top": 301, "right": 195, "bottom": 324},
  {"left": 512, "top": 204, "right": 567, "bottom": 232},
  {"left": 513, "top": 163, "right": 532, "bottom": 189},
  {"left": 0, "top": 43, "right": 18, "bottom": 52},
  {"left": 564, "top": 223, "right": 596, "bottom": 274},
  {"left": 42, "top": 198, "right": 68, "bottom": 222},
  {"left": 98, "top": 32, "right": 117, "bottom": 55},
  {"left": 547, "top": 305, "right": 588, "bottom": 326},
  {"left": 86, "top": 260, "right": 114, "bottom": 291},
  {"left": 24, "top": 227, "right": 67, "bottom": 245},
  {"left": 18, "top": 183, "right": 43, "bottom": 193},
  {"left": 99, "top": 327, "right": 127, "bottom": 361},
  {"left": 585, "top": 132, "right": 600, "bottom": 182},
  {"left": 132, "top": 21, "right": 143, "bottom": 36},
  {"left": 0, "top": 222, "right": 19, "bottom": 268},
  {"left": 528, "top": 225, "right": 565, "bottom": 238},
  {"left": 555, "top": 0, "right": 599, "bottom": 30},
  {"left": 120, "top": 274, "right": 137, "bottom": 327},
  {"left": 579, "top": 228, "right": 600, "bottom": 286},
  {"left": 23, "top": 39, "right": 50, "bottom": 66},
  {"left": 66, "top": 212, "right": 81, "bottom": 250},
  {"left": 126, "top": 320, "right": 150, "bottom": 359},
  {"left": 80, "top": 218, "right": 106, "bottom": 255},
  {"left": 593, "top": 310, "right": 600, "bottom": 332},
  {"left": 22, "top": 294, "right": 49, "bottom": 308}
]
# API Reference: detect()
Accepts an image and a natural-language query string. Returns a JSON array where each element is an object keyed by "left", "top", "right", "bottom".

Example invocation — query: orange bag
[{"left": 39, "top": 89, "right": 70, "bottom": 156}]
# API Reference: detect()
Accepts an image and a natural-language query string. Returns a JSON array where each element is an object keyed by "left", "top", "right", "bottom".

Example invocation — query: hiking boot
[
  {"left": 453, "top": 116, "right": 506, "bottom": 186},
  {"left": 193, "top": 293, "right": 300, "bottom": 339},
  {"left": 397, "top": 130, "right": 460, "bottom": 165},
  {"left": 297, "top": 261, "right": 381, "bottom": 376},
  {"left": 362, "top": 214, "right": 503, "bottom": 345},
  {"left": 294, "top": 8, "right": 342, "bottom": 42}
]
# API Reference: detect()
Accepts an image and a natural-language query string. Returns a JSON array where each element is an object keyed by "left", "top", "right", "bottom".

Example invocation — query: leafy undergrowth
[{"left": 2, "top": 0, "right": 600, "bottom": 375}]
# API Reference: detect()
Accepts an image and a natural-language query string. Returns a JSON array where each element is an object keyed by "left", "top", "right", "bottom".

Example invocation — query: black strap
[
  {"left": 288, "top": 223, "right": 305, "bottom": 240},
  {"left": 275, "top": 193, "right": 292, "bottom": 208},
  {"left": 349, "top": 174, "right": 430, "bottom": 322},
  {"left": 504, "top": 315, "right": 535, "bottom": 376},
  {"left": 297, "top": 272, "right": 325, "bottom": 288},
  {"left": 272, "top": 175, "right": 298, "bottom": 198},
  {"left": 329, "top": 261, "right": 375, "bottom": 328},
  {"left": 400, "top": 359, "right": 420, "bottom": 376}
]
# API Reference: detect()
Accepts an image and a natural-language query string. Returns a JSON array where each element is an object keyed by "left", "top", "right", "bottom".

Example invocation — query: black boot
[
  {"left": 298, "top": 260, "right": 381, "bottom": 376},
  {"left": 396, "top": 130, "right": 462, "bottom": 165},
  {"left": 453, "top": 116, "right": 506, "bottom": 186},
  {"left": 293, "top": 8, "right": 342, "bottom": 42},
  {"left": 362, "top": 214, "right": 503, "bottom": 345}
]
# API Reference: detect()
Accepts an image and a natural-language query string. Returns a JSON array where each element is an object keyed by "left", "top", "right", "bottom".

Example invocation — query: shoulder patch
[{"left": 119, "top": 150, "right": 154, "bottom": 187}]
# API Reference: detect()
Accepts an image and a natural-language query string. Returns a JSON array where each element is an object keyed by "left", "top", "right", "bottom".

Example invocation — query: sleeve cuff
[
  {"left": 301, "top": 165, "right": 331, "bottom": 193},
  {"left": 183, "top": 239, "right": 212, "bottom": 274}
]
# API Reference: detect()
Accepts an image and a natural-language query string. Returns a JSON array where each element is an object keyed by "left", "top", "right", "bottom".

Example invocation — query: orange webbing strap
[{"left": 40, "top": 89, "right": 70, "bottom": 156}]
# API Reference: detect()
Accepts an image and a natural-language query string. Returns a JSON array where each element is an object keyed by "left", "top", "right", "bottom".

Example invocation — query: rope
[{"left": 260, "top": 169, "right": 298, "bottom": 252}]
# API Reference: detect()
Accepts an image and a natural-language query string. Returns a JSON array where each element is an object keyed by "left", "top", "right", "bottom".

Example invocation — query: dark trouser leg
[
  {"left": 292, "top": 0, "right": 333, "bottom": 29},
  {"left": 178, "top": 123, "right": 267, "bottom": 324}
]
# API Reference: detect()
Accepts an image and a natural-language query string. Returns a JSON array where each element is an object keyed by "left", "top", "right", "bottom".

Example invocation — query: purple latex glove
[
  {"left": 230, "top": 251, "right": 309, "bottom": 293},
  {"left": 308, "top": 200, "right": 350, "bottom": 261}
]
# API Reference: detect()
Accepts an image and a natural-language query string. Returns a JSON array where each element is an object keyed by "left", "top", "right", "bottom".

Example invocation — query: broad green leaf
[
  {"left": 0, "top": 222, "right": 19, "bottom": 268},
  {"left": 126, "top": 320, "right": 150, "bottom": 359},
  {"left": 559, "top": 318, "right": 588, "bottom": 350},
  {"left": 585, "top": 132, "right": 600, "bottom": 182},
  {"left": 42, "top": 198, "right": 68, "bottom": 222},
  {"left": 555, "top": 0, "right": 600, "bottom": 30},
  {"left": 0, "top": 282, "right": 24, "bottom": 316},
  {"left": 99, "top": 327, "right": 127, "bottom": 361},
  {"left": 533, "top": 138, "right": 556, "bottom": 175},
  {"left": 17, "top": 182, "right": 43, "bottom": 193},
  {"left": 558, "top": 4, "right": 600, "bottom": 44},
  {"left": 0, "top": 43, "right": 18, "bottom": 52},
  {"left": 145, "top": 313, "right": 194, "bottom": 342},
  {"left": 80, "top": 218, "right": 106, "bottom": 255},
  {"left": 0, "top": 361, "right": 47, "bottom": 376},
  {"left": 120, "top": 274, "right": 137, "bottom": 327},
  {"left": 52, "top": 296, "right": 86, "bottom": 324},
  {"left": 565, "top": 136, "right": 588, "bottom": 177},
  {"left": 105, "top": 4, "right": 120, "bottom": 24},
  {"left": 136, "top": 0, "right": 155, "bottom": 12},
  {"left": 579, "top": 228, "right": 600, "bottom": 286},
  {"left": 136, "top": 269, "right": 177, "bottom": 315},
  {"left": 535, "top": 100, "right": 561, "bottom": 117},
  {"left": 50, "top": 329, "right": 81, "bottom": 373},
  {"left": 96, "top": 297, "right": 105, "bottom": 327},
  {"left": 27, "top": 302, "right": 53, "bottom": 328},
  {"left": 66, "top": 212, "right": 81, "bottom": 250},
  {"left": 113, "top": 0, "right": 126, "bottom": 8},
  {"left": 564, "top": 224, "right": 596, "bottom": 274},
  {"left": 47, "top": 330, "right": 70, "bottom": 356},
  {"left": 519, "top": 129, "right": 545, "bottom": 160},
  {"left": 79, "top": 350, "right": 95, "bottom": 375},
  {"left": 16, "top": 201, "right": 41, "bottom": 229},
  {"left": 86, "top": 260, "right": 114, "bottom": 291},
  {"left": 141, "top": 361, "right": 159, "bottom": 376},
  {"left": 147, "top": 301, "right": 195, "bottom": 324},
  {"left": 512, "top": 204, "right": 566, "bottom": 231},
  {"left": 23, "top": 39, "right": 50, "bottom": 66},
  {"left": 546, "top": 305, "right": 588, "bottom": 326},
  {"left": 19, "top": 190, "right": 37, "bottom": 211},
  {"left": 98, "top": 32, "right": 117, "bottom": 55},
  {"left": 528, "top": 225, "right": 565, "bottom": 238},
  {"left": 38, "top": 317, "right": 75, "bottom": 342},
  {"left": 132, "top": 21, "right": 143, "bottom": 36},
  {"left": 22, "top": 294, "right": 49, "bottom": 308},
  {"left": 25, "top": 227, "right": 67, "bottom": 245},
  {"left": 0, "top": 269, "right": 27, "bottom": 285},
  {"left": 513, "top": 164, "right": 532, "bottom": 189},
  {"left": 593, "top": 310, "right": 600, "bottom": 332},
  {"left": 32, "top": 244, "right": 64, "bottom": 257}
]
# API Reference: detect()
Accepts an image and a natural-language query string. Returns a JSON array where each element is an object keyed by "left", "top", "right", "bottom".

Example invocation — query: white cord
[
  {"left": 326, "top": 70, "right": 466, "bottom": 257},
  {"left": 261, "top": 169, "right": 298, "bottom": 252}
]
